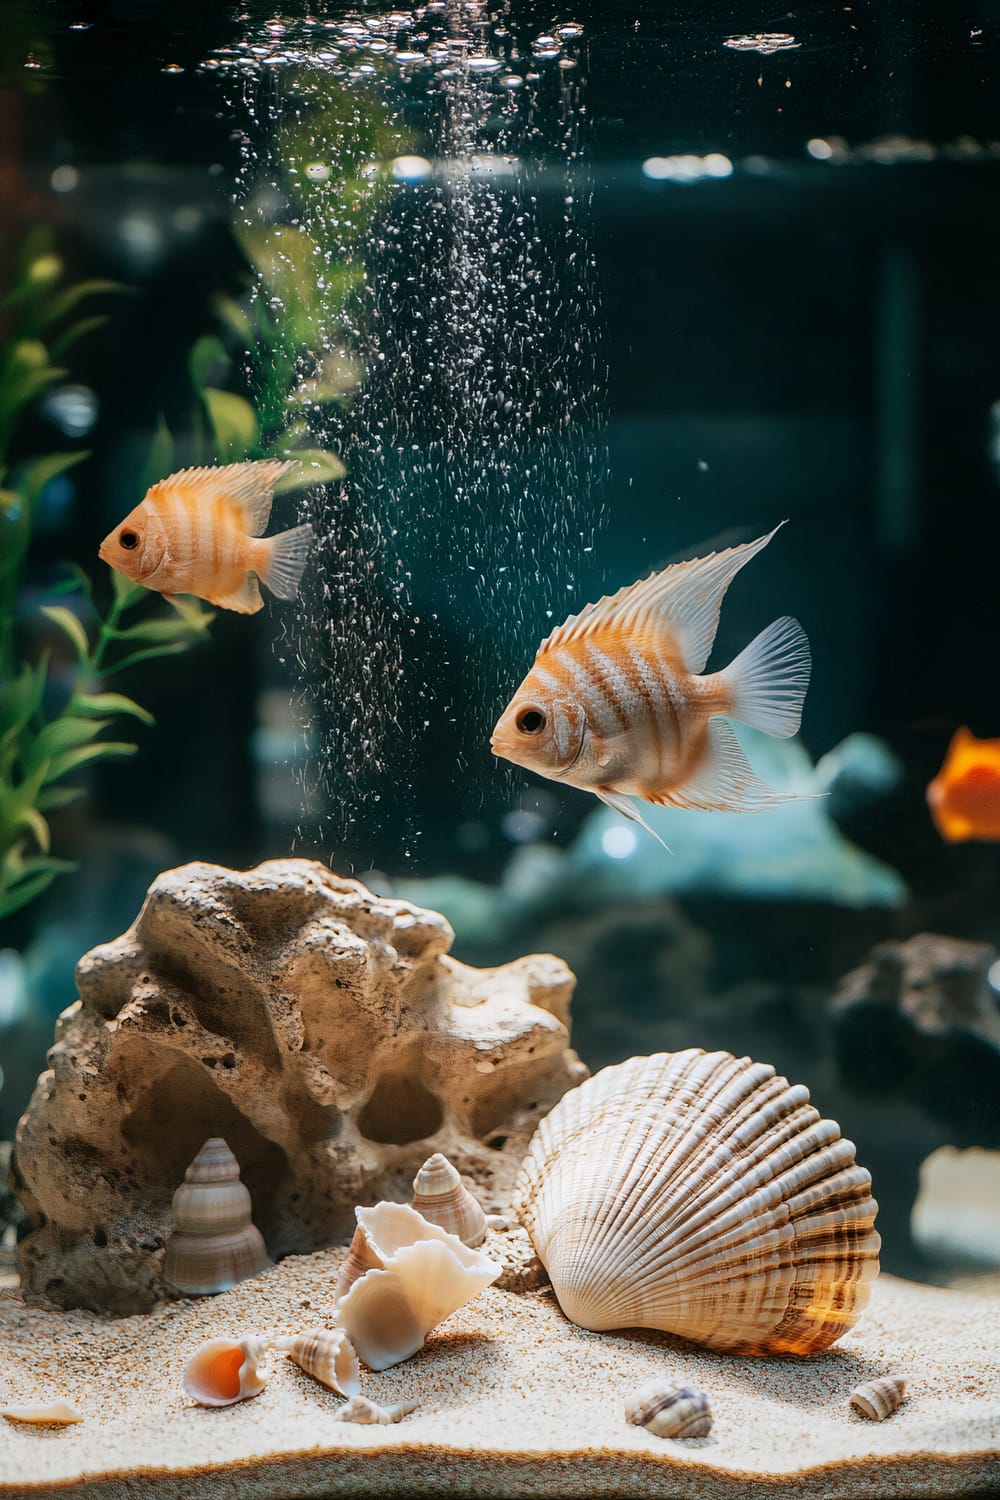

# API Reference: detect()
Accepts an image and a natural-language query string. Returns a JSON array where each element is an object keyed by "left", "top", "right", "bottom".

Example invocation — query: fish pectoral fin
[
  {"left": 206, "top": 573, "right": 264, "bottom": 614},
  {"left": 650, "top": 718, "right": 811, "bottom": 813},
  {"left": 595, "top": 788, "right": 673, "bottom": 852},
  {"left": 539, "top": 525, "right": 785, "bottom": 674}
]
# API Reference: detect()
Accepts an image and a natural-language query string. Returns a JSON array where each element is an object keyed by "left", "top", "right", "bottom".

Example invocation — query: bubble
[
  {"left": 601, "top": 825, "right": 638, "bottom": 859},
  {"left": 162, "top": 63, "right": 184, "bottom": 74},
  {"left": 50, "top": 165, "right": 79, "bottom": 193},
  {"left": 395, "top": 50, "right": 424, "bottom": 63},
  {"left": 468, "top": 56, "right": 502, "bottom": 73},
  {"left": 305, "top": 162, "right": 331, "bottom": 181},
  {"left": 556, "top": 23, "right": 584, "bottom": 39},
  {"left": 807, "top": 137, "right": 834, "bottom": 160}
]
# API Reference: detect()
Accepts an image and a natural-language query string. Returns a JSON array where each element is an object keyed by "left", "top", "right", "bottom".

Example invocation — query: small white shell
[
  {"left": 1, "top": 1400, "right": 83, "bottom": 1426},
  {"left": 335, "top": 1394, "right": 418, "bottom": 1425},
  {"left": 334, "top": 1201, "right": 501, "bottom": 1371},
  {"left": 164, "top": 1138, "right": 271, "bottom": 1296},
  {"left": 625, "top": 1381, "right": 713, "bottom": 1439},
  {"left": 182, "top": 1335, "right": 270, "bottom": 1406},
  {"left": 849, "top": 1377, "right": 906, "bottom": 1421},
  {"left": 411, "top": 1153, "right": 488, "bottom": 1247},
  {"left": 273, "top": 1329, "right": 361, "bottom": 1396}
]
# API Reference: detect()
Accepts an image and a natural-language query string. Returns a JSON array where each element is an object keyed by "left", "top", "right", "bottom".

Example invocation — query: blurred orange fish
[
  {"left": 98, "top": 459, "right": 313, "bottom": 614},
  {"left": 491, "top": 526, "right": 811, "bottom": 846},
  {"left": 927, "top": 727, "right": 1000, "bottom": 842}
]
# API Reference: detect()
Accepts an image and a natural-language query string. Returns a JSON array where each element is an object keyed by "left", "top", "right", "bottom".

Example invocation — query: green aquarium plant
[{"left": 0, "top": 231, "right": 216, "bottom": 920}]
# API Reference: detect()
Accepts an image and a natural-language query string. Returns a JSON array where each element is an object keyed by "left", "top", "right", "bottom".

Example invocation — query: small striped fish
[
  {"left": 99, "top": 460, "right": 313, "bottom": 614},
  {"left": 491, "top": 526, "right": 811, "bottom": 846}
]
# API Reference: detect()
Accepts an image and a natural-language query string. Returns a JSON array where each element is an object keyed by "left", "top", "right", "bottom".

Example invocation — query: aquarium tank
[{"left": 2, "top": 0, "right": 1000, "bottom": 1348}]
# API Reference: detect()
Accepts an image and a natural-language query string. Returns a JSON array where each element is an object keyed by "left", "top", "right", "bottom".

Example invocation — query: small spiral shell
[
  {"left": 335, "top": 1394, "right": 418, "bottom": 1425},
  {"left": 273, "top": 1329, "right": 361, "bottom": 1397},
  {"left": 411, "top": 1153, "right": 488, "bottom": 1247},
  {"left": 625, "top": 1381, "right": 713, "bottom": 1439},
  {"left": 849, "top": 1377, "right": 906, "bottom": 1421}
]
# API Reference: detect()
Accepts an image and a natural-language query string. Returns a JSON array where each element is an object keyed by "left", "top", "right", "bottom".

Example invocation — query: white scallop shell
[
  {"left": 849, "top": 1376, "right": 906, "bottom": 1420},
  {"left": 411, "top": 1153, "right": 488, "bottom": 1247},
  {"left": 164, "top": 1138, "right": 271, "bottom": 1296},
  {"left": 182, "top": 1335, "right": 270, "bottom": 1406},
  {"left": 334, "top": 1202, "right": 501, "bottom": 1370},
  {"left": 1, "top": 1400, "right": 83, "bottom": 1426},
  {"left": 513, "top": 1049, "right": 880, "bottom": 1355}
]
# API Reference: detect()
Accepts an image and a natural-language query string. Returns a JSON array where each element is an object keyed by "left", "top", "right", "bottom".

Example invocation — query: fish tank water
[{"left": 2, "top": 0, "right": 1000, "bottom": 1312}]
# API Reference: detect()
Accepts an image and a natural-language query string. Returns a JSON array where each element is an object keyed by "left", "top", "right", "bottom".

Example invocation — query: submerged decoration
[
  {"left": 849, "top": 1377, "right": 907, "bottom": 1421},
  {"left": 11, "top": 859, "right": 584, "bottom": 1313},
  {"left": 163, "top": 1138, "right": 271, "bottom": 1296},
  {"left": 182, "top": 1336, "right": 271, "bottom": 1407},
  {"left": 410, "top": 1152, "right": 488, "bottom": 1247},
  {"left": 513, "top": 1048, "right": 880, "bottom": 1355},
  {"left": 1, "top": 1400, "right": 83, "bottom": 1426},
  {"left": 624, "top": 1381, "right": 713, "bottom": 1439},
  {"left": 336, "top": 1395, "right": 417, "bottom": 1425},
  {"left": 334, "top": 1202, "right": 501, "bottom": 1371},
  {"left": 274, "top": 1329, "right": 361, "bottom": 1397}
]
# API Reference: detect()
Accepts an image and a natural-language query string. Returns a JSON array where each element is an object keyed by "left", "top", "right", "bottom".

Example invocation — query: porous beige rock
[{"left": 11, "top": 859, "right": 585, "bottom": 1313}]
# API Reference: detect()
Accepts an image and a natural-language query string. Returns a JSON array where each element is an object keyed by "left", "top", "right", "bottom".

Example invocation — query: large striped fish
[
  {"left": 490, "top": 526, "right": 811, "bottom": 846},
  {"left": 99, "top": 460, "right": 312, "bottom": 613}
]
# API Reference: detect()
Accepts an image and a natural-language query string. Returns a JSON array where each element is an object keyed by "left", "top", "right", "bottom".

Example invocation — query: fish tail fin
[
  {"left": 260, "top": 523, "right": 314, "bottom": 600},
  {"left": 719, "top": 615, "right": 811, "bottom": 738}
]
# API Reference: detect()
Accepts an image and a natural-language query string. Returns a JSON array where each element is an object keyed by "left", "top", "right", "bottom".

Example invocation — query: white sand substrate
[{"left": 0, "top": 1246, "right": 997, "bottom": 1500}]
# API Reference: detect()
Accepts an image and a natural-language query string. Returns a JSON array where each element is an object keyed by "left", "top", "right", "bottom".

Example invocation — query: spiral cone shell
[
  {"left": 336, "top": 1395, "right": 417, "bottom": 1424},
  {"left": 164, "top": 1138, "right": 271, "bottom": 1296},
  {"left": 849, "top": 1377, "right": 906, "bottom": 1420},
  {"left": 182, "top": 1336, "right": 270, "bottom": 1406},
  {"left": 512, "top": 1049, "right": 880, "bottom": 1356},
  {"left": 411, "top": 1153, "right": 488, "bottom": 1247},
  {"left": 273, "top": 1329, "right": 361, "bottom": 1396}
]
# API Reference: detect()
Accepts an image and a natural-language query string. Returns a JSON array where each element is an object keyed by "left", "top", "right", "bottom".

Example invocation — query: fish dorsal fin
[
  {"left": 540, "top": 525, "right": 786, "bottom": 675},
  {"left": 149, "top": 460, "right": 295, "bottom": 538}
]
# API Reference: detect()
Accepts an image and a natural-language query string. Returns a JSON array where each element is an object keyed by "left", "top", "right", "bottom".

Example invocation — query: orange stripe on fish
[
  {"left": 491, "top": 527, "right": 812, "bottom": 847},
  {"left": 98, "top": 460, "right": 315, "bottom": 615}
]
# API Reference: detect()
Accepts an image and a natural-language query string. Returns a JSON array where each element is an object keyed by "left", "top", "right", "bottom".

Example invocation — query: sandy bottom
[{"left": 0, "top": 1246, "right": 997, "bottom": 1500}]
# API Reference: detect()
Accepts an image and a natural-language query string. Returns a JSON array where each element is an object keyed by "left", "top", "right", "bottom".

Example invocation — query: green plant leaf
[
  {"left": 35, "top": 785, "right": 86, "bottom": 811},
  {"left": 71, "top": 692, "right": 155, "bottom": 725},
  {"left": 49, "top": 314, "right": 111, "bottom": 360},
  {"left": 139, "top": 414, "right": 175, "bottom": 492},
  {"left": 110, "top": 566, "right": 149, "bottom": 609},
  {"left": 40, "top": 604, "right": 90, "bottom": 661},
  {"left": 189, "top": 334, "right": 230, "bottom": 391},
  {"left": 0, "top": 857, "right": 77, "bottom": 919},
  {"left": 39, "top": 279, "right": 124, "bottom": 329},
  {"left": 44, "top": 740, "right": 137, "bottom": 783},
  {"left": 203, "top": 387, "right": 259, "bottom": 460},
  {"left": 212, "top": 292, "right": 253, "bottom": 344},
  {"left": 15, "top": 804, "right": 50, "bottom": 853},
  {"left": 274, "top": 448, "right": 345, "bottom": 490},
  {"left": 31, "top": 715, "right": 110, "bottom": 765},
  {"left": 15, "top": 450, "right": 88, "bottom": 507}
]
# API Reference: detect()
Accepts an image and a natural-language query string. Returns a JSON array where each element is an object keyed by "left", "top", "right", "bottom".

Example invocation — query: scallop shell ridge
[{"left": 512, "top": 1049, "right": 881, "bottom": 1355}]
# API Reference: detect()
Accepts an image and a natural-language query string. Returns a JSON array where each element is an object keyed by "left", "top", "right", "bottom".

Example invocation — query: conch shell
[
  {"left": 410, "top": 1153, "right": 488, "bottom": 1247},
  {"left": 182, "top": 1335, "right": 270, "bottom": 1406},
  {"left": 334, "top": 1202, "right": 501, "bottom": 1370},
  {"left": 273, "top": 1329, "right": 361, "bottom": 1396},
  {"left": 513, "top": 1049, "right": 880, "bottom": 1355},
  {"left": 164, "top": 1137, "right": 271, "bottom": 1296},
  {"left": 850, "top": 1376, "right": 906, "bottom": 1420},
  {"left": 336, "top": 1394, "right": 418, "bottom": 1425},
  {"left": 624, "top": 1381, "right": 712, "bottom": 1439}
]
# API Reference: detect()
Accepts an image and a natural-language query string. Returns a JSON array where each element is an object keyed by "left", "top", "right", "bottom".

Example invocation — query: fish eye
[
  {"left": 119, "top": 529, "right": 139, "bottom": 551},
  {"left": 516, "top": 706, "right": 546, "bottom": 735}
]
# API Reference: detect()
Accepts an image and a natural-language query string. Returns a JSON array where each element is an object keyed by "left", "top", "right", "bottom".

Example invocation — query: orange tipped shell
[
  {"left": 273, "top": 1329, "right": 361, "bottom": 1396},
  {"left": 182, "top": 1336, "right": 270, "bottom": 1406},
  {"left": 411, "top": 1153, "right": 488, "bottom": 1247},
  {"left": 164, "top": 1138, "right": 270, "bottom": 1295},
  {"left": 513, "top": 1049, "right": 880, "bottom": 1356}
]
